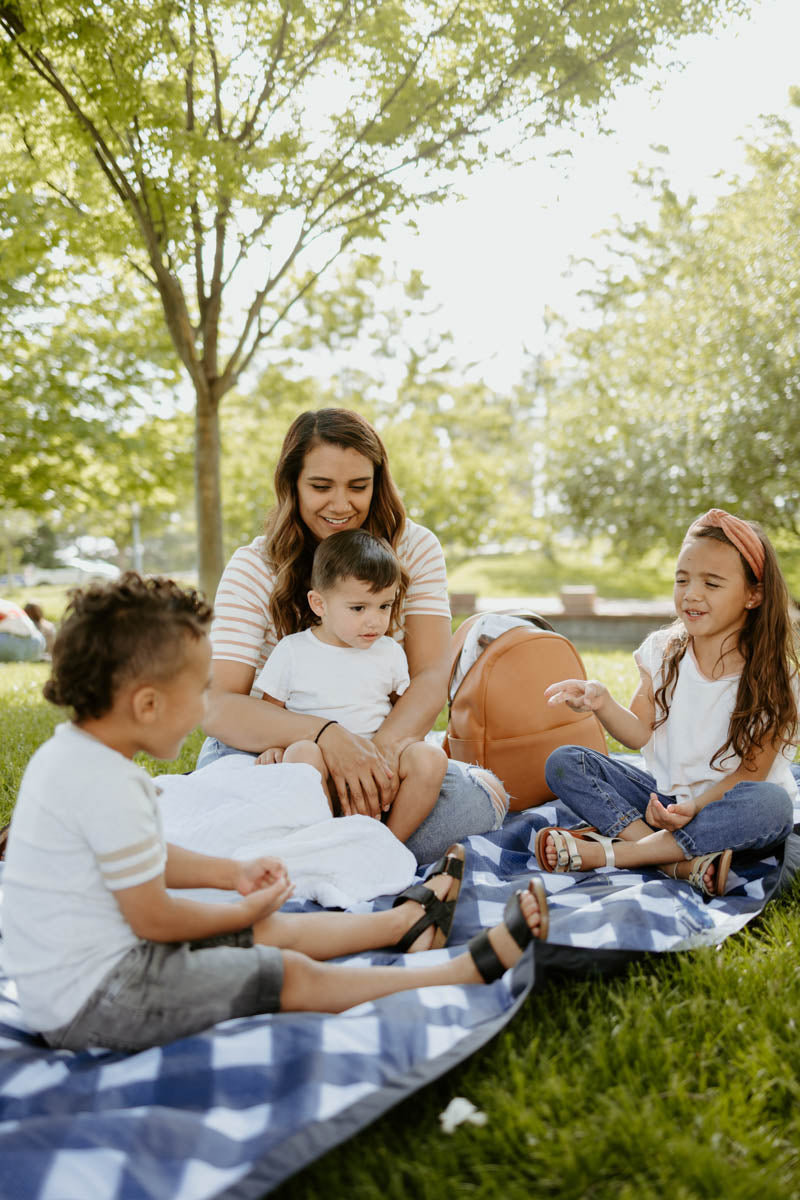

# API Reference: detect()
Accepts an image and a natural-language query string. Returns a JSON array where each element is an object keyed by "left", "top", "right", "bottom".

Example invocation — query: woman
[
  {"left": 198, "top": 408, "right": 508, "bottom": 862},
  {"left": 0, "top": 599, "right": 47, "bottom": 662}
]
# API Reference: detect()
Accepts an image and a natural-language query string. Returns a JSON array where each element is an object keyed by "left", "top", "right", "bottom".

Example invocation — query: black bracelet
[{"left": 314, "top": 719, "right": 338, "bottom": 744}]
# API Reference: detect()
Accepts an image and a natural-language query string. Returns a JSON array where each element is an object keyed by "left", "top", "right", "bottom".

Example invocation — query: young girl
[{"left": 538, "top": 509, "right": 799, "bottom": 897}]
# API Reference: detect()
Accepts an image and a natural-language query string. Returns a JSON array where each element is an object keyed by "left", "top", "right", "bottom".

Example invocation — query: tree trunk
[{"left": 194, "top": 388, "right": 224, "bottom": 602}]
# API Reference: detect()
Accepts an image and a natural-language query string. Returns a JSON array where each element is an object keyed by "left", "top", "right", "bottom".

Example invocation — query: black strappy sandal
[
  {"left": 467, "top": 878, "right": 550, "bottom": 982},
  {"left": 389, "top": 843, "right": 466, "bottom": 952}
]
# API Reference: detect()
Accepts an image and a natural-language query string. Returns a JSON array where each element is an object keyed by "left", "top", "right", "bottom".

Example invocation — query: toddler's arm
[
  {"left": 114, "top": 847, "right": 293, "bottom": 942},
  {"left": 164, "top": 844, "right": 288, "bottom": 891},
  {"left": 545, "top": 665, "right": 655, "bottom": 750}
]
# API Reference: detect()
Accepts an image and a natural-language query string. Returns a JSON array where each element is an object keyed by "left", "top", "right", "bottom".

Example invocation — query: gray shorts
[{"left": 43, "top": 930, "right": 284, "bottom": 1053}]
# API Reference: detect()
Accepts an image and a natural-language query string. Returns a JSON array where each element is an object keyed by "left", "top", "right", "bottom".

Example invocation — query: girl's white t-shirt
[{"left": 635, "top": 629, "right": 799, "bottom": 804}]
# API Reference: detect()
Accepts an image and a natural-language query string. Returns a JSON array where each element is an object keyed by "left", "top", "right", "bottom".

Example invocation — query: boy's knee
[
  {"left": 401, "top": 740, "right": 448, "bottom": 782},
  {"left": 283, "top": 740, "right": 325, "bottom": 771}
]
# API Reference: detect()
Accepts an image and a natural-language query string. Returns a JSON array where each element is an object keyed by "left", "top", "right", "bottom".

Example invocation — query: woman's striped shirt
[{"left": 210, "top": 519, "right": 450, "bottom": 693}]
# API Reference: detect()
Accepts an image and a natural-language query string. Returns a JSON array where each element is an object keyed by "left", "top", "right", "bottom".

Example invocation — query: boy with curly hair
[{"left": 2, "top": 573, "right": 548, "bottom": 1053}]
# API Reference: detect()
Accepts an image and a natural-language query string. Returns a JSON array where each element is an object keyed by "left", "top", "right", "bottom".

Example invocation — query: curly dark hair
[
  {"left": 654, "top": 522, "right": 799, "bottom": 768},
  {"left": 43, "top": 573, "right": 213, "bottom": 720}
]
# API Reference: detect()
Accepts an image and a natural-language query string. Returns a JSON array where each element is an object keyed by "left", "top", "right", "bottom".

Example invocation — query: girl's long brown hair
[
  {"left": 654, "top": 522, "right": 799, "bottom": 769},
  {"left": 263, "top": 409, "right": 406, "bottom": 638}
]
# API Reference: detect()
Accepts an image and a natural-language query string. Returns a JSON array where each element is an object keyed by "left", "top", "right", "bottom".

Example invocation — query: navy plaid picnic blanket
[{"left": 1, "top": 783, "right": 796, "bottom": 1200}]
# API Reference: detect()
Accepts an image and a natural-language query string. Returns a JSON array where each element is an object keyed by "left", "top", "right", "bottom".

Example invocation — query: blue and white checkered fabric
[{"left": 0, "top": 791, "right": 793, "bottom": 1200}]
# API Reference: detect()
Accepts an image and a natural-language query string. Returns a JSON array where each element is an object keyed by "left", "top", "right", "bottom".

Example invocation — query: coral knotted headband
[{"left": 687, "top": 508, "right": 765, "bottom": 581}]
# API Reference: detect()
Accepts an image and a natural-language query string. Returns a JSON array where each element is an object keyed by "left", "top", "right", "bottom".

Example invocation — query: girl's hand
[
  {"left": 238, "top": 877, "right": 295, "bottom": 924},
  {"left": 646, "top": 793, "right": 697, "bottom": 831},
  {"left": 545, "top": 678, "right": 609, "bottom": 713},
  {"left": 234, "top": 856, "right": 289, "bottom": 896},
  {"left": 255, "top": 747, "right": 284, "bottom": 765},
  {"left": 319, "top": 724, "right": 393, "bottom": 819}
]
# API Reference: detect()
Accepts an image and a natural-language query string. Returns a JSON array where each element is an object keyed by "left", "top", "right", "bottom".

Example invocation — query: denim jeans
[
  {"left": 544, "top": 745, "right": 794, "bottom": 858},
  {"left": 196, "top": 737, "right": 505, "bottom": 863},
  {"left": 0, "top": 629, "right": 46, "bottom": 662}
]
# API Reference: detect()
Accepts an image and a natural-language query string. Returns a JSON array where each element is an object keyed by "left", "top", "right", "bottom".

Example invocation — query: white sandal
[{"left": 535, "top": 826, "right": 619, "bottom": 874}]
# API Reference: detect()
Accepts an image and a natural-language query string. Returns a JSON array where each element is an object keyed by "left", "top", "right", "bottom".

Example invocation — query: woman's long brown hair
[
  {"left": 263, "top": 409, "right": 407, "bottom": 639},
  {"left": 654, "top": 522, "right": 799, "bottom": 769}
]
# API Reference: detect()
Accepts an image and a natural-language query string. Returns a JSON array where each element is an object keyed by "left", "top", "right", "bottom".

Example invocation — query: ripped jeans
[{"left": 196, "top": 736, "right": 508, "bottom": 864}]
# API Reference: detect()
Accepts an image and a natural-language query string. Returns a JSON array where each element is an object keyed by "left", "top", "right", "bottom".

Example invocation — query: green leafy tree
[
  {"left": 542, "top": 102, "right": 800, "bottom": 548},
  {"left": 220, "top": 354, "right": 536, "bottom": 557},
  {"left": 0, "top": 0, "right": 749, "bottom": 595}
]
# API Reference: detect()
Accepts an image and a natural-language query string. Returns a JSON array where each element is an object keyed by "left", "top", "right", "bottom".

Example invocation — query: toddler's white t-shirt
[
  {"left": 3, "top": 722, "right": 166, "bottom": 1032},
  {"left": 255, "top": 629, "right": 410, "bottom": 738}
]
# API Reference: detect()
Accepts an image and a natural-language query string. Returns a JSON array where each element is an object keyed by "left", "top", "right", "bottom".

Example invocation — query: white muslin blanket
[{"left": 156, "top": 755, "right": 417, "bottom": 908}]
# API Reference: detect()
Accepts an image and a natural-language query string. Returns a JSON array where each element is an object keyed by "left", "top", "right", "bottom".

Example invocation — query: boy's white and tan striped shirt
[{"left": 211, "top": 518, "right": 451, "bottom": 689}]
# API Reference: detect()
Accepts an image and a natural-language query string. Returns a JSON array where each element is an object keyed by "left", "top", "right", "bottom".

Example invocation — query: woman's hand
[
  {"left": 545, "top": 678, "right": 609, "bottom": 713},
  {"left": 645, "top": 793, "right": 698, "bottom": 831},
  {"left": 370, "top": 737, "right": 404, "bottom": 812},
  {"left": 318, "top": 723, "right": 394, "bottom": 818}
]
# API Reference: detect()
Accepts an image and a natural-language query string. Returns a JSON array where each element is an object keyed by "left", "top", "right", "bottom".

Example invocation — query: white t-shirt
[
  {"left": 635, "top": 629, "right": 799, "bottom": 804},
  {"left": 210, "top": 518, "right": 450, "bottom": 690},
  {"left": 0, "top": 600, "right": 38, "bottom": 638},
  {"left": 255, "top": 629, "right": 410, "bottom": 738},
  {"left": 2, "top": 723, "right": 166, "bottom": 1032}
]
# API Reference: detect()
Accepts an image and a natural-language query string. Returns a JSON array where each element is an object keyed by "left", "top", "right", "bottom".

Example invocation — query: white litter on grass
[{"left": 438, "top": 1096, "right": 488, "bottom": 1134}]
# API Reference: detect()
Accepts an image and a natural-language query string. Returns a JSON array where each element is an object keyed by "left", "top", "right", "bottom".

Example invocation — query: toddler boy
[{"left": 255, "top": 529, "right": 449, "bottom": 843}]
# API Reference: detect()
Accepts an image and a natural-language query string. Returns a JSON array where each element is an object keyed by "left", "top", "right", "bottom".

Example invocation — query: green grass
[
  {"left": 3, "top": 649, "right": 800, "bottom": 1200},
  {"left": 2, "top": 584, "right": 70, "bottom": 624},
  {"left": 447, "top": 544, "right": 677, "bottom": 600},
  {"left": 447, "top": 539, "right": 800, "bottom": 602},
  {"left": 0, "top": 664, "right": 206, "bottom": 824},
  {"left": 1, "top": 663, "right": 67, "bottom": 821},
  {"left": 270, "top": 886, "right": 800, "bottom": 1200}
]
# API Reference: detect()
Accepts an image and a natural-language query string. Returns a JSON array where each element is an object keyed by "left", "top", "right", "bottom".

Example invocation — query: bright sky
[{"left": 391, "top": 0, "right": 800, "bottom": 389}]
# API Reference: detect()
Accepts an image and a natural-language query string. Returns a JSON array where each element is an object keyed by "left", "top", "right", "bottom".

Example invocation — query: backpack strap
[{"left": 447, "top": 609, "right": 556, "bottom": 709}]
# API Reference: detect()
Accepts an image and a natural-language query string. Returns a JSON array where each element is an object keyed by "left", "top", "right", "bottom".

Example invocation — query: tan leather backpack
[{"left": 442, "top": 611, "right": 607, "bottom": 810}]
